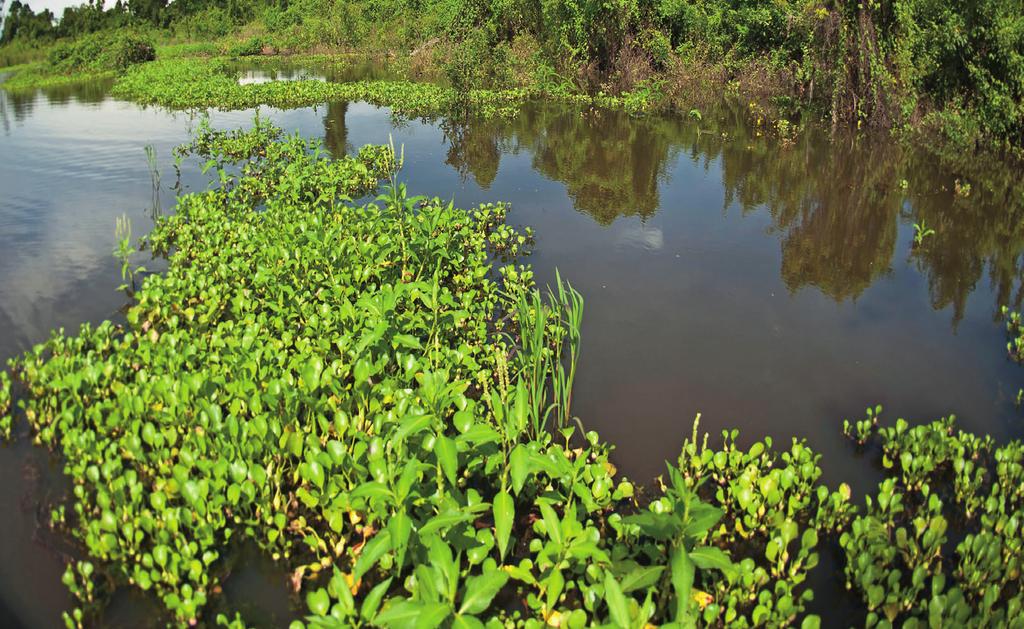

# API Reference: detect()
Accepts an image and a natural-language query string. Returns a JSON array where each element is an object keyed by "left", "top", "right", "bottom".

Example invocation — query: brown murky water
[{"left": 1, "top": 72, "right": 1022, "bottom": 625}]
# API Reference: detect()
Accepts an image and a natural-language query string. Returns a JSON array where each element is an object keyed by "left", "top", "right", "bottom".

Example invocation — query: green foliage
[
  {"left": 3, "top": 118, "right": 734, "bottom": 626},
  {"left": 224, "top": 36, "right": 264, "bottom": 57},
  {"left": 0, "top": 370, "right": 11, "bottom": 439},
  {"left": 913, "top": 220, "right": 936, "bottom": 247},
  {"left": 841, "top": 416, "right": 1024, "bottom": 627},
  {"left": 106, "top": 55, "right": 650, "bottom": 115},
  {"left": 675, "top": 415, "right": 855, "bottom": 626},
  {"left": 47, "top": 30, "right": 155, "bottom": 74},
  {"left": 4, "top": 0, "right": 1021, "bottom": 148}
]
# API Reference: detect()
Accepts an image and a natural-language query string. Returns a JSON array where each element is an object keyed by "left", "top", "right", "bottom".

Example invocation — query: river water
[{"left": 1, "top": 71, "right": 1022, "bottom": 626}]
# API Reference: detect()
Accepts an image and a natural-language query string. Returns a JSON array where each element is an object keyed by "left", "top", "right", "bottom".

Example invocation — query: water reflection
[
  {"left": 420, "top": 101, "right": 1024, "bottom": 317},
  {"left": 1, "top": 78, "right": 115, "bottom": 129}
]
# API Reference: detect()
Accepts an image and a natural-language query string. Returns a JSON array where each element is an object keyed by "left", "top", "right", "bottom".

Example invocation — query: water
[{"left": 1, "top": 76, "right": 1023, "bottom": 625}]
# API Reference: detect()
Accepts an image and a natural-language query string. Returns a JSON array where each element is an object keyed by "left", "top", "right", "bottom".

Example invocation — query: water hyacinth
[
  {"left": 3, "top": 116, "right": 1024, "bottom": 628},
  {"left": 839, "top": 415, "right": 1024, "bottom": 627},
  {"left": 0, "top": 119, "right": 727, "bottom": 627}
]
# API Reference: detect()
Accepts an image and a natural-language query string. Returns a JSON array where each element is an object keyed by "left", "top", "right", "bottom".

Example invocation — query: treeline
[
  {"left": 2, "top": 0, "right": 1022, "bottom": 150},
  {"left": 0, "top": 0, "right": 275, "bottom": 42}
]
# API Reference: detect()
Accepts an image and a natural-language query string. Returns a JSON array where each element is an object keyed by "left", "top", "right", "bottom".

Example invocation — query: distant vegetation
[{"left": 1, "top": 0, "right": 1022, "bottom": 153}]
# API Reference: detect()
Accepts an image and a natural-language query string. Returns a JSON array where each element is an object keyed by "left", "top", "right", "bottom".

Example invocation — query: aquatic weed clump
[
  {"left": 111, "top": 57, "right": 532, "bottom": 118},
  {"left": 838, "top": 415, "right": 1024, "bottom": 627},
  {"left": 0, "top": 371, "right": 10, "bottom": 439},
  {"left": 1002, "top": 306, "right": 1024, "bottom": 406},
  {"left": 671, "top": 418, "right": 856, "bottom": 626},
  {"left": 2, "top": 120, "right": 727, "bottom": 627}
]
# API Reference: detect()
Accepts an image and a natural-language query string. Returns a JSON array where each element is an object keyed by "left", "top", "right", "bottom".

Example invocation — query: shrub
[
  {"left": 47, "top": 30, "right": 155, "bottom": 74},
  {"left": 224, "top": 36, "right": 264, "bottom": 57}
]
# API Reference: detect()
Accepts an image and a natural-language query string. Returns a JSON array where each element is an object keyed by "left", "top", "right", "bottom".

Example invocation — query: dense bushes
[
  {"left": 1, "top": 0, "right": 1022, "bottom": 153},
  {"left": 47, "top": 31, "right": 155, "bottom": 73},
  {"left": 657, "top": 0, "right": 1024, "bottom": 148}
]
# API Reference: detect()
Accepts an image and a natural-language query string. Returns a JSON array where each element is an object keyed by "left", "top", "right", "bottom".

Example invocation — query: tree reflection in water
[{"left": 321, "top": 97, "right": 1024, "bottom": 322}]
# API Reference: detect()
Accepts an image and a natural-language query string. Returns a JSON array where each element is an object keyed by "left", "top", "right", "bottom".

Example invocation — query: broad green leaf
[
  {"left": 361, "top": 577, "right": 393, "bottom": 622},
  {"left": 604, "top": 571, "right": 631, "bottom": 628},
  {"left": 510, "top": 445, "right": 530, "bottom": 495},
  {"left": 619, "top": 565, "right": 665, "bottom": 593},
  {"left": 375, "top": 600, "right": 450, "bottom": 629},
  {"left": 419, "top": 510, "right": 477, "bottom": 537},
  {"left": 538, "top": 501, "right": 563, "bottom": 547},
  {"left": 452, "top": 615, "right": 486, "bottom": 629},
  {"left": 353, "top": 532, "right": 392, "bottom": 581},
  {"left": 670, "top": 545, "right": 695, "bottom": 621},
  {"left": 435, "top": 434, "right": 458, "bottom": 486},
  {"left": 688, "top": 546, "right": 732, "bottom": 574},
  {"left": 493, "top": 490, "right": 514, "bottom": 560},
  {"left": 389, "top": 512, "right": 412, "bottom": 573},
  {"left": 306, "top": 587, "right": 330, "bottom": 616},
  {"left": 458, "top": 570, "right": 509, "bottom": 615}
]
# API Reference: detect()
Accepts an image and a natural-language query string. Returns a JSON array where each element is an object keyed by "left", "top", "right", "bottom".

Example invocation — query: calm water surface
[{"left": 1, "top": 75, "right": 1023, "bottom": 626}]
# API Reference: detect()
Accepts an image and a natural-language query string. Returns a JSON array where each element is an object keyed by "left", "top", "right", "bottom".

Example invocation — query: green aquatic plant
[
  {"left": 674, "top": 415, "right": 855, "bottom": 626},
  {"left": 913, "top": 220, "right": 936, "bottom": 246},
  {"left": 6, "top": 119, "right": 1024, "bottom": 627},
  {"left": 843, "top": 404, "right": 883, "bottom": 446},
  {"left": 0, "top": 370, "right": 11, "bottom": 439},
  {"left": 2, "top": 120, "right": 740, "bottom": 627},
  {"left": 1004, "top": 306, "right": 1024, "bottom": 364},
  {"left": 144, "top": 144, "right": 161, "bottom": 218},
  {"left": 839, "top": 415, "right": 1024, "bottom": 627},
  {"left": 1003, "top": 306, "right": 1024, "bottom": 407},
  {"left": 112, "top": 213, "right": 144, "bottom": 291}
]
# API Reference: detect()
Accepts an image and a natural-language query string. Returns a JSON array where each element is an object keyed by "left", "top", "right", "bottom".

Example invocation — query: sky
[{"left": 5, "top": 0, "right": 102, "bottom": 16}]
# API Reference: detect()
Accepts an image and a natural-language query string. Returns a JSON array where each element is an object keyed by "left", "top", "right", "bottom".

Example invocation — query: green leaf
[
  {"left": 604, "top": 571, "right": 631, "bottom": 628},
  {"left": 375, "top": 600, "right": 450, "bottom": 629},
  {"left": 435, "top": 434, "right": 458, "bottom": 486},
  {"left": 452, "top": 615, "right": 486, "bottom": 629},
  {"left": 419, "top": 510, "right": 477, "bottom": 537},
  {"left": 350, "top": 481, "right": 392, "bottom": 502},
  {"left": 683, "top": 503, "right": 724, "bottom": 539},
  {"left": 304, "top": 460, "right": 325, "bottom": 489},
  {"left": 360, "top": 577, "right": 393, "bottom": 622},
  {"left": 458, "top": 570, "right": 509, "bottom": 615},
  {"left": 538, "top": 501, "right": 563, "bottom": 547},
  {"left": 510, "top": 444, "right": 530, "bottom": 495},
  {"left": 306, "top": 587, "right": 330, "bottom": 616},
  {"left": 181, "top": 480, "right": 200, "bottom": 505},
  {"left": 619, "top": 565, "right": 665, "bottom": 593},
  {"left": 801, "top": 615, "right": 822, "bottom": 629},
  {"left": 688, "top": 546, "right": 732, "bottom": 574},
  {"left": 622, "top": 511, "right": 680, "bottom": 541},
  {"left": 300, "top": 356, "right": 323, "bottom": 391},
  {"left": 493, "top": 490, "right": 514, "bottom": 560},
  {"left": 353, "top": 532, "right": 392, "bottom": 581},
  {"left": 392, "top": 334, "right": 422, "bottom": 350},
  {"left": 670, "top": 545, "right": 695, "bottom": 621},
  {"left": 389, "top": 512, "right": 412, "bottom": 573}
]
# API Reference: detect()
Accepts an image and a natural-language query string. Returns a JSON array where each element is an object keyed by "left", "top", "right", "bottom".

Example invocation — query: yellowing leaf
[{"left": 691, "top": 589, "right": 713, "bottom": 609}]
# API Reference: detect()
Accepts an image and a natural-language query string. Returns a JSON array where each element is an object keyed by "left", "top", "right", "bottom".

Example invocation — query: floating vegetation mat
[{"left": 2, "top": 118, "right": 1023, "bottom": 628}]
